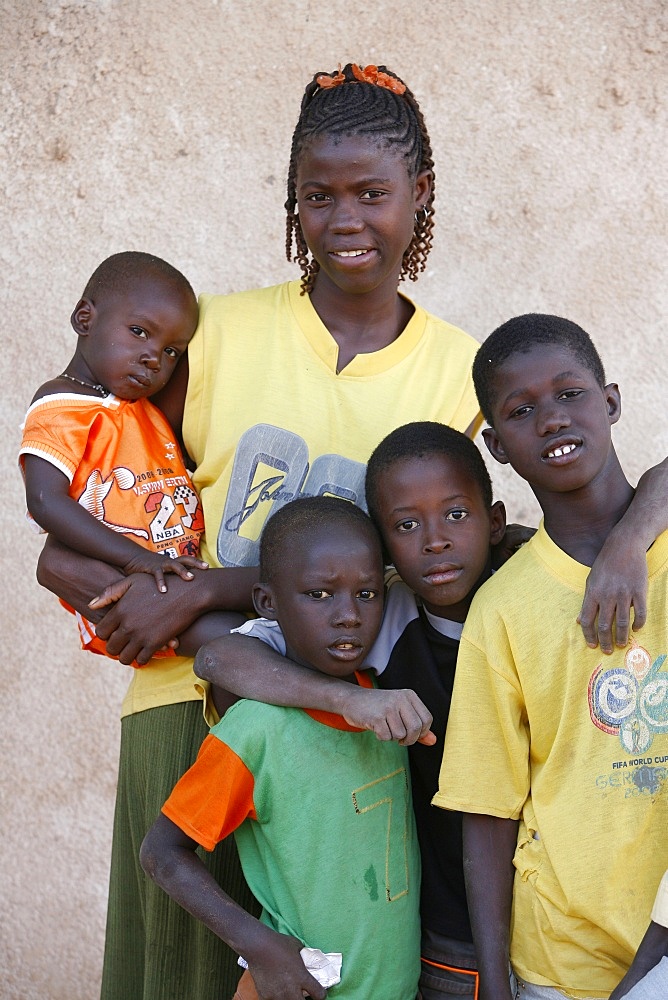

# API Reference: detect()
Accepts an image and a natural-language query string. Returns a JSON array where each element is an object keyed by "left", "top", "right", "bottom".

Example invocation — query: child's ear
[
  {"left": 482, "top": 426, "right": 510, "bottom": 465},
  {"left": 489, "top": 500, "right": 507, "bottom": 547},
  {"left": 252, "top": 583, "right": 278, "bottom": 620},
  {"left": 414, "top": 169, "right": 433, "bottom": 210},
  {"left": 71, "top": 298, "right": 95, "bottom": 337},
  {"left": 604, "top": 383, "right": 622, "bottom": 425}
]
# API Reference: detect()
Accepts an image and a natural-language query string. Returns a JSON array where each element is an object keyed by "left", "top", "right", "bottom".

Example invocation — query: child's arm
[
  {"left": 580, "top": 457, "right": 668, "bottom": 653},
  {"left": 609, "top": 922, "right": 668, "bottom": 999},
  {"left": 37, "top": 536, "right": 257, "bottom": 664},
  {"left": 175, "top": 613, "right": 248, "bottom": 718},
  {"left": 462, "top": 813, "right": 519, "bottom": 1000},
  {"left": 37, "top": 534, "right": 126, "bottom": 621},
  {"left": 610, "top": 869, "right": 668, "bottom": 999},
  {"left": 140, "top": 815, "right": 326, "bottom": 1000},
  {"left": 24, "top": 454, "right": 206, "bottom": 592},
  {"left": 86, "top": 583, "right": 246, "bottom": 655},
  {"left": 194, "top": 633, "right": 435, "bottom": 746},
  {"left": 160, "top": 611, "right": 247, "bottom": 658}
]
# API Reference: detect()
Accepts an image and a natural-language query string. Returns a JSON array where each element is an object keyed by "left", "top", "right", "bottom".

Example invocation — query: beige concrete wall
[{"left": 2, "top": 1, "right": 666, "bottom": 996}]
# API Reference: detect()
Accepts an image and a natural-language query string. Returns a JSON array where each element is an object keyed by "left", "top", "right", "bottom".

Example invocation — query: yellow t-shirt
[
  {"left": 129, "top": 280, "right": 481, "bottom": 715},
  {"left": 436, "top": 523, "right": 668, "bottom": 997},
  {"left": 184, "top": 280, "right": 481, "bottom": 570}
]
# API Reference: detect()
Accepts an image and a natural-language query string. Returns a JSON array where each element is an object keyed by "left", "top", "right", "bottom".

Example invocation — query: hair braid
[{"left": 285, "top": 63, "right": 436, "bottom": 294}]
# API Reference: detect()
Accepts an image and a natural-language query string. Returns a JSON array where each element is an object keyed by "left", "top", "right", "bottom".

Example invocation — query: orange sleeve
[
  {"left": 162, "top": 733, "right": 257, "bottom": 851},
  {"left": 20, "top": 398, "right": 99, "bottom": 481}
]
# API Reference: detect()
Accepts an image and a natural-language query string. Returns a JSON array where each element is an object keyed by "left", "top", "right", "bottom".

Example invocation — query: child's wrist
[
  {"left": 334, "top": 681, "right": 367, "bottom": 718},
  {"left": 194, "top": 567, "right": 229, "bottom": 614}
]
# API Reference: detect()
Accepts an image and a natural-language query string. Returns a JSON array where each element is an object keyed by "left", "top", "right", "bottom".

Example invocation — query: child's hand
[
  {"left": 341, "top": 685, "right": 435, "bottom": 746},
  {"left": 579, "top": 537, "right": 648, "bottom": 654},
  {"left": 88, "top": 577, "right": 134, "bottom": 610},
  {"left": 88, "top": 570, "right": 202, "bottom": 628},
  {"left": 491, "top": 522, "right": 535, "bottom": 568},
  {"left": 246, "top": 930, "right": 326, "bottom": 1000},
  {"left": 87, "top": 577, "right": 179, "bottom": 653},
  {"left": 121, "top": 551, "right": 209, "bottom": 594}
]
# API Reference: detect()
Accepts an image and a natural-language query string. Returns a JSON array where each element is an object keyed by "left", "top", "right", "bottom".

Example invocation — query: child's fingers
[
  {"left": 631, "top": 596, "right": 647, "bottom": 634},
  {"left": 340, "top": 687, "right": 434, "bottom": 745},
  {"left": 378, "top": 690, "right": 434, "bottom": 745},
  {"left": 176, "top": 556, "right": 209, "bottom": 571},
  {"left": 163, "top": 557, "right": 208, "bottom": 582},
  {"left": 396, "top": 690, "right": 435, "bottom": 746},
  {"left": 162, "top": 563, "right": 194, "bottom": 583},
  {"left": 399, "top": 724, "right": 437, "bottom": 747},
  {"left": 89, "top": 578, "right": 133, "bottom": 609},
  {"left": 152, "top": 566, "right": 169, "bottom": 593},
  {"left": 416, "top": 729, "right": 437, "bottom": 747}
]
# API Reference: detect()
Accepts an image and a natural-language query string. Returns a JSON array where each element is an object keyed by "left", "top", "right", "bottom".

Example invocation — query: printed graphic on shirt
[
  {"left": 589, "top": 640, "right": 668, "bottom": 754},
  {"left": 589, "top": 639, "right": 668, "bottom": 799},
  {"left": 76, "top": 464, "right": 203, "bottom": 558},
  {"left": 352, "top": 767, "right": 412, "bottom": 904},
  {"left": 218, "top": 424, "right": 366, "bottom": 566}
]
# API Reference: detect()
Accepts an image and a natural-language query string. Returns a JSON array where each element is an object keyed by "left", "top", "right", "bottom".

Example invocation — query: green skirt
[{"left": 101, "top": 700, "right": 260, "bottom": 1000}]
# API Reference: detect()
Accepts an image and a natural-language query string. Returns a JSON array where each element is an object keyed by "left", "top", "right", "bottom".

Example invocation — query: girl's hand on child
[
  {"left": 89, "top": 577, "right": 134, "bottom": 610},
  {"left": 121, "top": 550, "right": 208, "bottom": 593},
  {"left": 89, "top": 555, "right": 208, "bottom": 609},
  {"left": 93, "top": 571, "right": 207, "bottom": 663},
  {"left": 88, "top": 578, "right": 179, "bottom": 654},
  {"left": 247, "top": 930, "right": 326, "bottom": 1000}
]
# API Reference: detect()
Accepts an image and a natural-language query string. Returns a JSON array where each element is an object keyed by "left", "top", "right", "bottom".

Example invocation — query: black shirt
[{"left": 375, "top": 589, "right": 470, "bottom": 942}]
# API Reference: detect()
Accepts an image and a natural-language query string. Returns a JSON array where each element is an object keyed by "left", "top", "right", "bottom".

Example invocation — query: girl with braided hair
[
  {"left": 37, "top": 61, "right": 661, "bottom": 1000},
  {"left": 286, "top": 62, "right": 436, "bottom": 293}
]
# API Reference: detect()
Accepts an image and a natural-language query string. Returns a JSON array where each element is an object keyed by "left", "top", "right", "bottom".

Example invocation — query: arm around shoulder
[
  {"left": 580, "top": 456, "right": 668, "bottom": 653},
  {"left": 195, "top": 632, "right": 434, "bottom": 745}
]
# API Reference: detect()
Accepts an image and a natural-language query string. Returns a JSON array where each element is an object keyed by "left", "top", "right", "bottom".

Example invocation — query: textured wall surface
[{"left": 2, "top": 1, "right": 666, "bottom": 996}]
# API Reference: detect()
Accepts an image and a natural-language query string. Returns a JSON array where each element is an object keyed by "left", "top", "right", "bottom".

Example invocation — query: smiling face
[
  {"left": 71, "top": 273, "right": 198, "bottom": 400},
  {"left": 373, "top": 454, "right": 505, "bottom": 620},
  {"left": 482, "top": 343, "right": 621, "bottom": 499},
  {"left": 295, "top": 133, "right": 430, "bottom": 300},
  {"left": 253, "top": 522, "right": 384, "bottom": 680}
]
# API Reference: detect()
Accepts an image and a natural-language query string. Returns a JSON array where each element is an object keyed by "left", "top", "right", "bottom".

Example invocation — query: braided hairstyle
[{"left": 285, "top": 63, "right": 435, "bottom": 294}]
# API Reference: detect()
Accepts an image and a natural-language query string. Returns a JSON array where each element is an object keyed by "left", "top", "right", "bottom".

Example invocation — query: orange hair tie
[
  {"left": 315, "top": 63, "right": 406, "bottom": 96},
  {"left": 315, "top": 65, "right": 346, "bottom": 89},
  {"left": 351, "top": 63, "right": 407, "bottom": 94}
]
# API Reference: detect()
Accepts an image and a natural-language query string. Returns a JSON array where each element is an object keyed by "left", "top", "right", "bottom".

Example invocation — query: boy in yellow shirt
[{"left": 436, "top": 314, "right": 668, "bottom": 999}]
